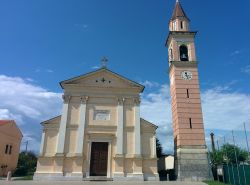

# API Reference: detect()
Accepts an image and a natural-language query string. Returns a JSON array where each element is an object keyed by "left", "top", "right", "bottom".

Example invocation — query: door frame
[{"left": 86, "top": 138, "right": 112, "bottom": 178}]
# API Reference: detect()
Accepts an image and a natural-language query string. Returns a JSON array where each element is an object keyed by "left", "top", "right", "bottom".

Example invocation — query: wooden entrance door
[{"left": 90, "top": 142, "right": 109, "bottom": 176}]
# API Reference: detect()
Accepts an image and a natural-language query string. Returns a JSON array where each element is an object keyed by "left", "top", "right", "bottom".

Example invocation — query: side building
[
  {"left": 34, "top": 67, "right": 159, "bottom": 181},
  {"left": 0, "top": 120, "right": 22, "bottom": 176}
]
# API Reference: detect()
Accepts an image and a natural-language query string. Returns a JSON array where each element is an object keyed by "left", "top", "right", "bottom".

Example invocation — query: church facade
[{"left": 34, "top": 67, "right": 159, "bottom": 181}]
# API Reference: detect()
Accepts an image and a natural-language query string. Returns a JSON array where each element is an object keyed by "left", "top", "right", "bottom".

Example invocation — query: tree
[
  {"left": 210, "top": 144, "right": 249, "bottom": 165},
  {"left": 156, "top": 138, "right": 164, "bottom": 158},
  {"left": 14, "top": 151, "right": 37, "bottom": 176}
]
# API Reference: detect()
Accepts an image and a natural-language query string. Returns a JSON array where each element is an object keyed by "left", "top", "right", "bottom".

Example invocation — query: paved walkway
[{"left": 0, "top": 181, "right": 207, "bottom": 185}]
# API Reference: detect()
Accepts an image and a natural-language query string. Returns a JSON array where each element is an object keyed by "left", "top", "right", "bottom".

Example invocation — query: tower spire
[
  {"left": 169, "top": 0, "right": 190, "bottom": 31},
  {"left": 171, "top": 0, "right": 189, "bottom": 21}
]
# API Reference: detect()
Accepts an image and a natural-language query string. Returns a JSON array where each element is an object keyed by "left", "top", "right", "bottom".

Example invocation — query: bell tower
[{"left": 166, "top": 0, "right": 210, "bottom": 181}]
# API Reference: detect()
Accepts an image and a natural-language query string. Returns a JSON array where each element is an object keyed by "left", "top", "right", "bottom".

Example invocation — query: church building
[
  {"left": 166, "top": 0, "right": 211, "bottom": 181},
  {"left": 34, "top": 65, "right": 159, "bottom": 181}
]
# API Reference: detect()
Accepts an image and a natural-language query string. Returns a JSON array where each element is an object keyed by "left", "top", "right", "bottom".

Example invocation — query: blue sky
[{"left": 0, "top": 0, "right": 250, "bottom": 153}]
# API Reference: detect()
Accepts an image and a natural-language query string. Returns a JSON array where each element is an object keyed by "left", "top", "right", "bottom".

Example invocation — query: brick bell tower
[{"left": 166, "top": 0, "right": 210, "bottom": 181}]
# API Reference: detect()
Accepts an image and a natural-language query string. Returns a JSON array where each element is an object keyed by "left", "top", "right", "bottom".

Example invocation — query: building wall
[{"left": 0, "top": 122, "right": 22, "bottom": 176}]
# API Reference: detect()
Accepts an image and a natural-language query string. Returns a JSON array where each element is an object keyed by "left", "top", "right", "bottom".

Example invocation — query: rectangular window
[
  {"left": 5, "top": 145, "right": 9, "bottom": 154},
  {"left": 189, "top": 118, "right": 192, "bottom": 129},
  {"left": 181, "top": 21, "right": 183, "bottom": 29},
  {"left": 9, "top": 145, "right": 12, "bottom": 155},
  {"left": 187, "top": 89, "right": 189, "bottom": 98}
]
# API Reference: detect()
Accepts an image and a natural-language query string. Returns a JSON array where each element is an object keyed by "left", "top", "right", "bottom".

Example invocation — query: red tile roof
[{"left": 0, "top": 120, "right": 14, "bottom": 126}]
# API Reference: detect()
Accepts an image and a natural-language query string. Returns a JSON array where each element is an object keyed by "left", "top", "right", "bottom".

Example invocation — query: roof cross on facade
[{"left": 101, "top": 56, "right": 108, "bottom": 68}]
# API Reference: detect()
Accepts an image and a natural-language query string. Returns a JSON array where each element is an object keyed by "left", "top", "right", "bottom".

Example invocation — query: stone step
[{"left": 83, "top": 176, "right": 113, "bottom": 181}]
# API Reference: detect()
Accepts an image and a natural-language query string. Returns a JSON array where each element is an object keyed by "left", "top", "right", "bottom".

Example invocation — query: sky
[{"left": 0, "top": 0, "right": 250, "bottom": 154}]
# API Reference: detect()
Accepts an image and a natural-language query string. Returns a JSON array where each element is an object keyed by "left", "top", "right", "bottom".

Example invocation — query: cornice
[
  {"left": 166, "top": 31, "right": 197, "bottom": 47},
  {"left": 168, "top": 61, "right": 198, "bottom": 73}
]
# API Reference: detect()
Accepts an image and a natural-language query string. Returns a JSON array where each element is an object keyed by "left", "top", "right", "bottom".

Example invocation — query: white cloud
[
  {"left": 92, "top": 66, "right": 100, "bottom": 70},
  {"left": 0, "top": 75, "right": 62, "bottom": 152},
  {"left": 140, "top": 80, "right": 160, "bottom": 88},
  {"left": 241, "top": 65, "right": 250, "bottom": 74},
  {"left": 140, "top": 82, "right": 250, "bottom": 154},
  {"left": 35, "top": 68, "right": 54, "bottom": 73},
  {"left": 74, "top": 24, "right": 89, "bottom": 31},
  {"left": 202, "top": 88, "right": 250, "bottom": 130},
  {"left": 0, "top": 75, "right": 62, "bottom": 121},
  {"left": 230, "top": 50, "right": 240, "bottom": 56},
  {"left": 46, "top": 69, "right": 54, "bottom": 73},
  {"left": 141, "top": 84, "right": 173, "bottom": 154}
]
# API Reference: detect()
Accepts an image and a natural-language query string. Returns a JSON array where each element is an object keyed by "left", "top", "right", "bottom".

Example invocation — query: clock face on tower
[{"left": 181, "top": 71, "right": 192, "bottom": 80}]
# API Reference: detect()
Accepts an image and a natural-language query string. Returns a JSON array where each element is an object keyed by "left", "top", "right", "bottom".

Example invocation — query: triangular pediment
[
  {"left": 60, "top": 68, "right": 144, "bottom": 92},
  {"left": 42, "top": 115, "right": 61, "bottom": 125},
  {"left": 140, "top": 118, "right": 158, "bottom": 129}
]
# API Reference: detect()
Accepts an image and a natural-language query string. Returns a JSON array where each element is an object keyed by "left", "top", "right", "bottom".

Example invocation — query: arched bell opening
[{"left": 179, "top": 45, "right": 189, "bottom": 61}]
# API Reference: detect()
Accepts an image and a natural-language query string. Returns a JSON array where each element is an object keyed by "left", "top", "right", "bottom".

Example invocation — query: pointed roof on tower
[{"left": 171, "top": 0, "right": 189, "bottom": 21}]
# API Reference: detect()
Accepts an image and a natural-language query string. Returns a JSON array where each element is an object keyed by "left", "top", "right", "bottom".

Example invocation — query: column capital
[
  {"left": 80, "top": 96, "right": 89, "bottom": 104},
  {"left": 133, "top": 97, "right": 141, "bottom": 105},
  {"left": 62, "top": 95, "right": 71, "bottom": 103},
  {"left": 117, "top": 97, "right": 125, "bottom": 105}
]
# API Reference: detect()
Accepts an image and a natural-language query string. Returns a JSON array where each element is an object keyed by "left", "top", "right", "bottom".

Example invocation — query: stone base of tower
[{"left": 175, "top": 147, "right": 212, "bottom": 181}]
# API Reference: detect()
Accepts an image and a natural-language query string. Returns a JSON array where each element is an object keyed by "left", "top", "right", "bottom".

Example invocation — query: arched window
[
  {"left": 169, "top": 48, "right": 173, "bottom": 60},
  {"left": 179, "top": 45, "right": 189, "bottom": 61}
]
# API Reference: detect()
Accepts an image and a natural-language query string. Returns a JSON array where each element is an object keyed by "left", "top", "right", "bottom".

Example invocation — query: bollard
[
  {"left": 167, "top": 174, "right": 169, "bottom": 181},
  {"left": 6, "top": 171, "right": 12, "bottom": 181}
]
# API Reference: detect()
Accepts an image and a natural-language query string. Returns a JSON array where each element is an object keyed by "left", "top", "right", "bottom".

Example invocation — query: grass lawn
[
  {"left": 13, "top": 175, "right": 33, "bottom": 181},
  {"left": 204, "top": 180, "right": 230, "bottom": 185}
]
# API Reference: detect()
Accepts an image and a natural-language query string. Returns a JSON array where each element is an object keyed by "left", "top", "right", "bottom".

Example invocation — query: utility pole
[
  {"left": 25, "top": 140, "right": 28, "bottom": 154},
  {"left": 210, "top": 132, "right": 216, "bottom": 153}
]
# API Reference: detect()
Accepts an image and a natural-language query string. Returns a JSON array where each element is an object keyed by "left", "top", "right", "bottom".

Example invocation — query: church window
[
  {"left": 186, "top": 89, "right": 189, "bottom": 98},
  {"left": 5, "top": 145, "right": 9, "bottom": 154},
  {"left": 189, "top": 118, "right": 192, "bottom": 129},
  {"left": 180, "top": 21, "right": 183, "bottom": 29},
  {"left": 169, "top": 48, "right": 173, "bottom": 61},
  {"left": 94, "top": 110, "right": 110, "bottom": 121},
  {"left": 179, "top": 45, "right": 189, "bottom": 61}
]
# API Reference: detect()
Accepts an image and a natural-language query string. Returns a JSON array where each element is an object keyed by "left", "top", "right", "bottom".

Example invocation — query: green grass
[
  {"left": 204, "top": 180, "right": 230, "bottom": 185},
  {"left": 13, "top": 175, "right": 33, "bottom": 181}
]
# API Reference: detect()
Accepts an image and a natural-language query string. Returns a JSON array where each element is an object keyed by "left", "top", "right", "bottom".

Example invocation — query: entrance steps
[{"left": 83, "top": 176, "right": 113, "bottom": 181}]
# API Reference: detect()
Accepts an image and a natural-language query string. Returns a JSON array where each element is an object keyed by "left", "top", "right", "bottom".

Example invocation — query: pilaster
[
  {"left": 152, "top": 135, "right": 157, "bottom": 158},
  {"left": 56, "top": 95, "right": 71, "bottom": 155},
  {"left": 75, "top": 96, "right": 88, "bottom": 155},
  {"left": 116, "top": 97, "right": 125, "bottom": 155},
  {"left": 134, "top": 97, "right": 141, "bottom": 156},
  {"left": 39, "top": 130, "right": 45, "bottom": 156}
]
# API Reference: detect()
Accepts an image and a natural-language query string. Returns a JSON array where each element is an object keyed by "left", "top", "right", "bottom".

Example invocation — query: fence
[{"left": 208, "top": 120, "right": 250, "bottom": 185}]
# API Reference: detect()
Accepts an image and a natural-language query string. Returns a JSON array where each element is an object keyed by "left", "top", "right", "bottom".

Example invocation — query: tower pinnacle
[{"left": 169, "top": 0, "right": 190, "bottom": 31}]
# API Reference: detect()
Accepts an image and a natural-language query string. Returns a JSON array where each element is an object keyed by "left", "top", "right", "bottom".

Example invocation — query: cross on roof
[{"left": 101, "top": 57, "right": 108, "bottom": 68}]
